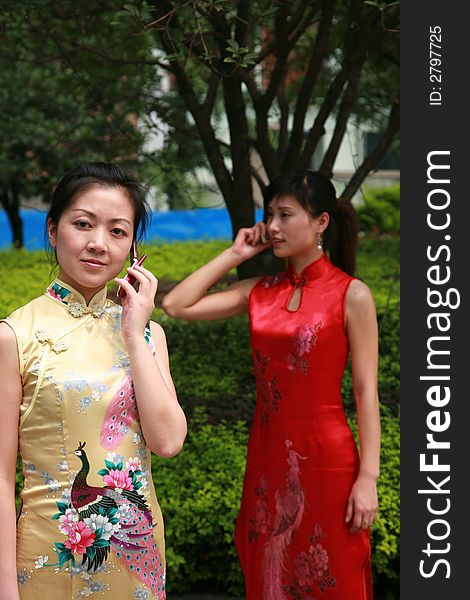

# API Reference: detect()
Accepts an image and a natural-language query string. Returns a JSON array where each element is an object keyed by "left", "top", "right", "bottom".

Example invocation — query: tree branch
[
  {"left": 340, "top": 98, "right": 399, "bottom": 202},
  {"left": 296, "top": 4, "right": 381, "bottom": 169},
  {"left": 284, "top": 0, "right": 336, "bottom": 165},
  {"left": 276, "top": 87, "right": 290, "bottom": 165},
  {"left": 319, "top": 60, "right": 366, "bottom": 177}
]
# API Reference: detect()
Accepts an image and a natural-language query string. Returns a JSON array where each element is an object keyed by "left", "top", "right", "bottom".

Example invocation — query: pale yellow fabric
[{"left": 2, "top": 280, "right": 166, "bottom": 599}]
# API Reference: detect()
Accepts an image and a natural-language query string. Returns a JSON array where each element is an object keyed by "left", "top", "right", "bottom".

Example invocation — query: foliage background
[{"left": 1, "top": 212, "right": 400, "bottom": 598}]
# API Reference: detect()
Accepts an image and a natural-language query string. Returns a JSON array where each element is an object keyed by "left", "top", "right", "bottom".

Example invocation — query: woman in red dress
[{"left": 162, "top": 170, "right": 380, "bottom": 599}]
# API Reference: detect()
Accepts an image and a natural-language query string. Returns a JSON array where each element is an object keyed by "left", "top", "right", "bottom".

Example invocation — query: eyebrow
[
  {"left": 268, "top": 204, "right": 295, "bottom": 211},
  {"left": 70, "top": 208, "right": 132, "bottom": 226}
]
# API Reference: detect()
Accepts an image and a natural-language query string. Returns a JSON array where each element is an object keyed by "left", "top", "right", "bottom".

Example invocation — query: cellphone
[{"left": 117, "top": 240, "right": 148, "bottom": 299}]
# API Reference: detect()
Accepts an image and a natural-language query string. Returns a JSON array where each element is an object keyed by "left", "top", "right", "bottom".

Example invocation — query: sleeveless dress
[
  {"left": 2, "top": 280, "right": 166, "bottom": 599},
  {"left": 234, "top": 254, "right": 373, "bottom": 599}
]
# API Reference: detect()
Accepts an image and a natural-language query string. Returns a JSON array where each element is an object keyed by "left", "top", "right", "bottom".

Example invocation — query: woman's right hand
[{"left": 230, "top": 222, "right": 271, "bottom": 262}]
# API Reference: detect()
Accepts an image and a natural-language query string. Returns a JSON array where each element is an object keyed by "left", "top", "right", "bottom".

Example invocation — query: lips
[{"left": 81, "top": 259, "right": 106, "bottom": 267}]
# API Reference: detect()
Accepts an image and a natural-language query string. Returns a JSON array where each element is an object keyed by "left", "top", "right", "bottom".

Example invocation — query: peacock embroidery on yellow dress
[{"left": 2, "top": 280, "right": 166, "bottom": 599}]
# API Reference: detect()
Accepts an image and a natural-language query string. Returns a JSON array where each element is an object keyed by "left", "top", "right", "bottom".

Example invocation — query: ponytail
[{"left": 327, "top": 198, "right": 359, "bottom": 276}]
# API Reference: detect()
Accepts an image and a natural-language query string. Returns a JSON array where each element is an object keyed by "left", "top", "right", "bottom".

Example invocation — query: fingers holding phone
[
  {"left": 117, "top": 252, "right": 149, "bottom": 298},
  {"left": 115, "top": 243, "right": 158, "bottom": 340}
]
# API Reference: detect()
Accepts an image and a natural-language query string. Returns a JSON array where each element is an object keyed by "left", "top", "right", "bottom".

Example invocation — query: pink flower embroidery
[
  {"left": 125, "top": 457, "right": 141, "bottom": 472},
  {"left": 64, "top": 521, "right": 95, "bottom": 555},
  {"left": 248, "top": 475, "right": 271, "bottom": 542},
  {"left": 293, "top": 322, "right": 322, "bottom": 357},
  {"left": 285, "top": 524, "right": 336, "bottom": 597},
  {"left": 59, "top": 508, "right": 79, "bottom": 535},
  {"left": 103, "top": 468, "right": 133, "bottom": 490},
  {"left": 262, "top": 273, "right": 283, "bottom": 288}
]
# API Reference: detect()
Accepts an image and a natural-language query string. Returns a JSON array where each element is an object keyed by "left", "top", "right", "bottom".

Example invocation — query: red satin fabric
[{"left": 235, "top": 254, "right": 373, "bottom": 599}]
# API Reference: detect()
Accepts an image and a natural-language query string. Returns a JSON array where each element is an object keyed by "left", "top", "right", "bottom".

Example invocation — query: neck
[
  {"left": 76, "top": 452, "right": 90, "bottom": 480},
  {"left": 288, "top": 248, "right": 324, "bottom": 276}
]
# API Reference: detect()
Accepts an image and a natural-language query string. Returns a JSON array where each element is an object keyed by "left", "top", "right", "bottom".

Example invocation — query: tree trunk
[{"left": 0, "top": 188, "right": 23, "bottom": 249}]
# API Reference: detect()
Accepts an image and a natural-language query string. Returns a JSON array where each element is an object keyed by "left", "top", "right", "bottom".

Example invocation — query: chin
[{"left": 272, "top": 246, "right": 291, "bottom": 259}]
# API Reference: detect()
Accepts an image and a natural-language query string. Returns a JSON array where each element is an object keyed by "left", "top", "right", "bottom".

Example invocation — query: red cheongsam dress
[{"left": 235, "top": 254, "right": 373, "bottom": 599}]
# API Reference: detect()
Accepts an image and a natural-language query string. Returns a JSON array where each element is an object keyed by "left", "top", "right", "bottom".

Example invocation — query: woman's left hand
[
  {"left": 115, "top": 264, "right": 158, "bottom": 341},
  {"left": 345, "top": 474, "right": 378, "bottom": 533}
]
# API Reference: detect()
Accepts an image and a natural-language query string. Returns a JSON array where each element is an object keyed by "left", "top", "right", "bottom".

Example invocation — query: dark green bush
[
  {"left": 152, "top": 408, "right": 247, "bottom": 595},
  {"left": 154, "top": 409, "right": 399, "bottom": 596},
  {"left": 4, "top": 238, "right": 399, "bottom": 593},
  {"left": 357, "top": 186, "right": 400, "bottom": 234}
]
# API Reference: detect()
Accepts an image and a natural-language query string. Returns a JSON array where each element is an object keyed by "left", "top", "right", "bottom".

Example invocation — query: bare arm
[
  {"left": 116, "top": 265, "right": 187, "bottom": 458},
  {"left": 344, "top": 280, "right": 381, "bottom": 533},
  {"left": 161, "top": 223, "right": 271, "bottom": 321},
  {"left": 0, "top": 323, "right": 22, "bottom": 600}
]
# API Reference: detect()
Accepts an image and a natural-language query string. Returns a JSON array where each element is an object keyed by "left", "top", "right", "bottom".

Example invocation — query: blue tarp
[{"left": 0, "top": 208, "right": 265, "bottom": 249}]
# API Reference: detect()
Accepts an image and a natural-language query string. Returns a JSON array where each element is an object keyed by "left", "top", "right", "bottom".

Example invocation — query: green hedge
[
  {"left": 153, "top": 408, "right": 399, "bottom": 597},
  {"left": 3, "top": 238, "right": 399, "bottom": 595},
  {"left": 357, "top": 186, "right": 400, "bottom": 234}
]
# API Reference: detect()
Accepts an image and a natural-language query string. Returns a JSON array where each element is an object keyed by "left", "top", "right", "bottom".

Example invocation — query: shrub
[
  {"left": 356, "top": 186, "right": 400, "bottom": 234},
  {"left": 154, "top": 409, "right": 399, "bottom": 597},
  {"left": 152, "top": 408, "right": 247, "bottom": 595}
]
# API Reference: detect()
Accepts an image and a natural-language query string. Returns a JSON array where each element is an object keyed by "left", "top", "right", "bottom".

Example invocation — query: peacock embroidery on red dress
[
  {"left": 247, "top": 440, "right": 336, "bottom": 599},
  {"left": 48, "top": 442, "right": 165, "bottom": 598}
]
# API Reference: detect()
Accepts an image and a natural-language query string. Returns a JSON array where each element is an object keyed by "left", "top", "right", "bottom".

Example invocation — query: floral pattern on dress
[
  {"left": 43, "top": 447, "right": 165, "bottom": 599},
  {"left": 50, "top": 456, "right": 146, "bottom": 572},
  {"left": 246, "top": 442, "right": 336, "bottom": 598},
  {"left": 261, "top": 273, "right": 283, "bottom": 288},
  {"left": 283, "top": 524, "right": 337, "bottom": 599},
  {"left": 287, "top": 322, "right": 322, "bottom": 379},
  {"left": 254, "top": 351, "right": 282, "bottom": 428},
  {"left": 248, "top": 475, "right": 270, "bottom": 543}
]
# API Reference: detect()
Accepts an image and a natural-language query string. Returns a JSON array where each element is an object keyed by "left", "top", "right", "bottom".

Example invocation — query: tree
[
  {"left": 1, "top": 1, "right": 399, "bottom": 278},
  {"left": 140, "top": 0, "right": 400, "bottom": 276},
  {"left": 0, "top": 0, "right": 154, "bottom": 247}
]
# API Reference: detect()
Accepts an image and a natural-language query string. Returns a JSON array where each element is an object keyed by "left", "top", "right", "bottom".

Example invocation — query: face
[
  {"left": 47, "top": 185, "right": 134, "bottom": 302},
  {"left": 266, "top": 195, "right": 328, "bottom": 259}
]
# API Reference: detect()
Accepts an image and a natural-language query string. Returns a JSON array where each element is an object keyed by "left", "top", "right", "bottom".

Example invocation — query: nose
[
  {"left": 87, "top": 229, "right": 107, "bottom": 253},
  {"left": 267, "top": 216, "right": 280, "bottom": 235}
]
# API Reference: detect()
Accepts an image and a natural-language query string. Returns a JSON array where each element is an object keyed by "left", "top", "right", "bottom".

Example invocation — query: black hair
[
  {"left": 46, "top": 162, "right": 150, "bottom": 243},
  {"left": 263, "top": 170, "right": 358, "bottom": 275}
]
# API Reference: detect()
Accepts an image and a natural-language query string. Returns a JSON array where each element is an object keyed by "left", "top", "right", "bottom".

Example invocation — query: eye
[
  {"left": 111, "top": 228, "right": 127, "bottom": 236},
  {"left": 74, "top": 220, "right": 91, "bottom": 229}
]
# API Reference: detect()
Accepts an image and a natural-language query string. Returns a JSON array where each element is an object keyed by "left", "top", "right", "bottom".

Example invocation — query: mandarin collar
[
  {"left": 45, "top": 279, "right": 108, "bottom": 318},
  {"left": 287, "top": 254, "right": 332, "bottom": 286}
]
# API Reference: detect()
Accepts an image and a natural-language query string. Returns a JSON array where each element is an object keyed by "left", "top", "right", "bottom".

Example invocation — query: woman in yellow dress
[{"left": 0, "top": 163, "right": 187, "bottom": 599}]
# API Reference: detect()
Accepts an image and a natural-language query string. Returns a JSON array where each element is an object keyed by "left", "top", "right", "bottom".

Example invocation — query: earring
[{"left": 316, "top": 234, "right": 323, "bottom": 250}]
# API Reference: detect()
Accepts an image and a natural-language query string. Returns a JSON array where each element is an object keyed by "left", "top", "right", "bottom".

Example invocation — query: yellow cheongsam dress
[{"left": 2, "top": 280, "right": 166, "bottom": 599}]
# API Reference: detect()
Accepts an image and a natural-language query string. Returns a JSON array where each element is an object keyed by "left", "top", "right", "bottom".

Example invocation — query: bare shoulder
[
  {"left": 346, "top": 280, "right": 376, "bottom": 316},
  {"left": 0, "top": 321, "right": 21, "bottom": 379},
  {"left": 0, "top": 321, "right": 17, "bottom": 351},
  {"left": 149, "top": 320, "right": 167, "bottom": 343}
]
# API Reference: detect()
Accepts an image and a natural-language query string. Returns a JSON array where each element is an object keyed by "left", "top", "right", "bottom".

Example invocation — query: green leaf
[
  {"left": 55, "top": 501, "right": 69, "bottom": 514},
  {"left": 94, "top": 538, "right": 111, "bottom": 548},
  {"left": 104, "top": 460, "right": 116, "bottom": 470},
  {"left": 98, "top": 468, "right": 109, "bottom": 477}
]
